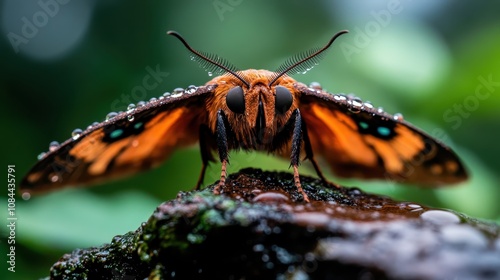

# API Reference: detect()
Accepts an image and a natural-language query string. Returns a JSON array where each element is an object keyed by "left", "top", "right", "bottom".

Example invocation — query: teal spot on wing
[
  {"left": 377, "top": 126, "right": 391, "bottom": 137},
  {"left": 110, "top": 129, "right": 124, "bottom": 139},
  {"left": 134, "top": 122, "right": 143, "bottom": 130},
  {"left": 359, "top": 121, "right": 369, "bottom": 130}
]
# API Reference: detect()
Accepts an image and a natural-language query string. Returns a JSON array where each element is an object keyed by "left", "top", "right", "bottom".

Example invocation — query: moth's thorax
[{"left": 206, "top": 69, "right": 299, "bottom": 150}]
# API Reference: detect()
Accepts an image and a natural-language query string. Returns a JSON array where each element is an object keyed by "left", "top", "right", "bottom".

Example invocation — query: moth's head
[
  {"left": 207, "top": 69, "right": 298, "bottom": 134},
  {"left": 223, "top": 69, "right": 295, "bottom": 117}
]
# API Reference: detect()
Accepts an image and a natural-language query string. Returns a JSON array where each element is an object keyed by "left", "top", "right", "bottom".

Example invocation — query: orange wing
[
  {"left": 295, "top": 84, "right": 467, "bottom": 185},
  {"left": 21, "top": 85, "right": 215, "bottom": 193}
]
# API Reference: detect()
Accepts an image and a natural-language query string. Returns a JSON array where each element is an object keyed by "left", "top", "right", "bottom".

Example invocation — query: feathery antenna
[
  {"left": 269, "top": 30, "right": 349, "bottom": 86},
  {"left": 167, "top": 31, "right": 249, "bottom": 87}
]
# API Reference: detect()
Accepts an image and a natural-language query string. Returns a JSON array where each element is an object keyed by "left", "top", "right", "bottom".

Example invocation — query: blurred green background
[{"left": 1, "top": 0, "right": 499, "bottom": 278}]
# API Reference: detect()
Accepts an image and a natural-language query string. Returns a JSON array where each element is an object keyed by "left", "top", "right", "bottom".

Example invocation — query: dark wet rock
[{"left": 48, "top": 168, "right": 500, "bottom": 279}]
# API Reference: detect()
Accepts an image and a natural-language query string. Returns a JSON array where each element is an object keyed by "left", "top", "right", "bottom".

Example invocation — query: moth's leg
[
  {"left": 214, "top": 110, "right": 229, "bottom": 195},
  {"left": 291, "top": 109, "right": 310, "bottom": 202},
  {"left": 195, "top": 125, "right": 215, "bottom": 190},
  {"left": 301, "top": 115, "right": 339, "bottom": 189},
  {"left": 301, "top": 120, "right": 330, "bottom": 183}
]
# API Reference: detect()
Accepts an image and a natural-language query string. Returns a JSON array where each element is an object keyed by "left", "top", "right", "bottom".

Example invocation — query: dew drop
[
  {"left": 48, "top": 141, "right": 60, "bottom": 152},
  {"left": 126, "top": 104, "right": 136, "bottom": 122},
  {"left": 253, "top": 192, "right": 289, "bottom": 203},
  {"left": 349, "top": 188, "right": 362, "bottom": 195},
  {"left": 22, "top": 192, "right": 31, "bottom": 200},
  {"left": 377, "top": 107, "right": 384, "bottom": 114},
  {"left": 253, "top": 244, "right": 264, "bottom": 252},
  {"left": 149, "top": 97, "right": 157, "bottom": 103},
  {"left": 173, "top": 87, "right": 184, "bottom": 94},
  {"left": 333, "top": 94, "right": 347, "bottom": 102},
  {"left": 300, "top": 67, "right": 314, "bottom": 74},
  {"left": 105, "top": 112, "right": 118, "bottom": 121},
  {"left": 363, "top": 101, "right": 374, "bottom": 109},
  {"left": 309, "top": 82, "right": 322, "bottom": 90},
  {"left": 50, "top": 173, "right": 60, "bottom": 183},
  {"left": 127, "top": 103, "right": 136, "bottom": 112},
  {"left": 163, "top": 92, "right": 171, "bottom": 97},
  {"left": 172, "top": 88, "right": 184, "bottom": 98},
  {"left": 407, "top": 203, "right": 420, "bottom": 208},
  {"left": 112, "top": 235, "right": 123, "bottom": 244},
  {"left": 347, "top": 97, "right": 364, "bottom": 113},
  {"left": 37, "top": 152, "right": 46, "bottom": 160},
  {"left": 207, "top": 71, "right": 213, "bottom": 77},
  {"left": 71, "top": 128, "right": 83, "bottom": 140},
  {"left": 87, "top": 121, "right": 99, "bottom": 130},
  {"left": 158, "top": 96, "right": 164, "bottom": 100},
  {"left": 186, "top": 85, "right": 197, "bottom": 94},
  {"left": 420, "top": 210, "right": 460, "bottom": 225},
  {"left": 393, "top": 113, "right": 404, "bottom": 121},
  {"left": 406, "top": 203, "right": 423, "bottom": 212}
]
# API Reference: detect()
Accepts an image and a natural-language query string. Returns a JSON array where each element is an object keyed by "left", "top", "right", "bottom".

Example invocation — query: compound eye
[
  {"left": 226, "top": 86, "right": 245, "bottom": 114},
  {"left": 275, "top": 86, "right": 293, "bottom": 114}
]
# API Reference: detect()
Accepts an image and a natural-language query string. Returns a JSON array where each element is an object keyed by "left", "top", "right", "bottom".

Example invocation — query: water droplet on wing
[
  {"left": 186, "top": 85, "right": 197, "bottom": 94},
  {"left": 347, "top": 97, "right": 364, "bottom": 113},
  {"left": 105, "top": 112, "right": 117, "bottom": 121},
  {"left": 48, "top": 141, "right": 60, "bottom": 152},
  {"left": 393, "top": 113, "right": 404, "bottom": 121},
  {"left": 71, "top": 128, "right": 83, "bottom": 140},
  {"left": 363, "top": 101, "right": 374, "bottom": 109},
  {"left": 172, "top": 88, "right": 184, "bottom": 98},
  {"left": 309, "top": 82, "right": 322, "bottom": 90}
]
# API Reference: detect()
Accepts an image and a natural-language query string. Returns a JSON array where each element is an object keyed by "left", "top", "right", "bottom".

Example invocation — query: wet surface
[
  {"left": 219, "top": 168, "right": 432, "bottom": 223},
  {"left": 49, "top": 168, "right": 500, "bottom": 279}
]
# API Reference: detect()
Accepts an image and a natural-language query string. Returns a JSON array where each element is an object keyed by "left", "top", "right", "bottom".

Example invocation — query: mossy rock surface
[{"left": 49, "top": 168, "right": 500, "bottom": 279}]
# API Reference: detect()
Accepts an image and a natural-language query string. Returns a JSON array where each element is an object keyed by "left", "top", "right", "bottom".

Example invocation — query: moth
[{"left": 21, "top": 30, "right": 467, "bottom": 202}]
